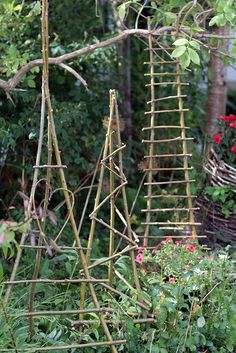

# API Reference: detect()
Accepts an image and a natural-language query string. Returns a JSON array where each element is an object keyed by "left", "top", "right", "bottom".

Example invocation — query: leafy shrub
[{"left": 129, "top": 239, "right": 236, "bottom": 353}]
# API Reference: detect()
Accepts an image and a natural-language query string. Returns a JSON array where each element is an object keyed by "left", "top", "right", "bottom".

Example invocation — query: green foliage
[
  {"left": 0, "top": 221, "right": 23, "bottom": 281},
  {"left": 205, "top": 185, "right": 236, "bottom": 218},
  {"left": 130, "top": 240, "right": 236, "bottom": 352}
]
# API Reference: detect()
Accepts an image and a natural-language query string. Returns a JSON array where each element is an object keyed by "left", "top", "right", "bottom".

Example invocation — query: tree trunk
[{"left": 205, "top": 26, "right": 229, "bottom": 137}]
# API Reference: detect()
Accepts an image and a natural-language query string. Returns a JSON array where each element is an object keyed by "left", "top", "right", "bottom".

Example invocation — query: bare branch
[
  {"left": 0, "top": 27, "right": 236, "bottom": 93},
  {"left": 58, "top": 63, "right": 88, "bottom": 89}
]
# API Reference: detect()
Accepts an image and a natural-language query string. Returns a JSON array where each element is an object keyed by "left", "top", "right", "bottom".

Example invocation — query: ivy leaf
[
  {"left": 188, "top": 48, "right": 200, "bottom": 65},
  {"left": 171, "top": 45, "right": 187, "bottom": 58},
  {"left": 173, "top": 38, "right": 188, "bottom": 46}
]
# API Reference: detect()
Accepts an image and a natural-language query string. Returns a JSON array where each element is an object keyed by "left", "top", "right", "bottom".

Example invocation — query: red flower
[
  {"left": 219, "top": 114, "right": 236, "bottom": 123},
  {"left": 230, "top": 123, "right": 236, "bottom": 129},
  {"left": 213, "top": 134, "right": 222, "bottom": 144},
  {"left": 135, "top": 253, "right": 143, "bottom": 264},
  {"left": 230, "top": 146, "right": 236, "bottom": 153},
  {"left": 229, "top": 114, "right": 236, "bottom": 122},
  {"left": 187, "top": 243, "right": 196, "bottom": 252},
  {"left": 169, "top": 277, "right": 175, "bottom": 283}
]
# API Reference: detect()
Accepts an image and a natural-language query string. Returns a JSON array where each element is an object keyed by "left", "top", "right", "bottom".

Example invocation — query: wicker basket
[{"left": 195, "top": 149, "right": 236, "bottom": 245}]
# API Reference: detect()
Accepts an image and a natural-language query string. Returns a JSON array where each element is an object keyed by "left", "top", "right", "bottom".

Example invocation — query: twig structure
[
  {"left": 141, "top": 24, "right": 204, "bottom": 247},
  {"left": 0, "top": 11, "right": 207, "bottom": 352}
]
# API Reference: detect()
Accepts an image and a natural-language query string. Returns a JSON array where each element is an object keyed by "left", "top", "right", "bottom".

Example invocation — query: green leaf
[
  {"left": 188, "top": 48, "right": 200, "bottom": 65},
  {"left": 0, "top": 262, "right": 3, "bottom": 281},
  {"left": 27, "top": 79, "right": 36, "bottom": 88},
  {"left": 171, "top": 45, "right": 187, "bottom": 58},
  {"left": 189, "top": 40, "right": 200, "bottom": 50},
  {"left": 14, "top": 4, "right": 22, "bottom": 11},
  {"left": 118, "top": 3, "right": 127, "bottom": 21},
  {"left": 179, "top": 52, "right": 190, "bottom": 69},
  {"left": 173, "top": 38, "right": 188, "bottom": 46}
]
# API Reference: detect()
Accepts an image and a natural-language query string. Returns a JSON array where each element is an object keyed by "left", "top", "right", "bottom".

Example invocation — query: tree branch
[{"left": 0, "top": 27, "right": 235, "bottom": 94}]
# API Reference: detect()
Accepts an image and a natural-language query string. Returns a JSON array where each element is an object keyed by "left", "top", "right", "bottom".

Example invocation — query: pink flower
[
  {"left": 213, "top": 133, "right": 222, "bottom": 144},
  {"left": 187, "top": 243, "right": 196, "bottom": 252},
  {"left": 230, "top": 146, "right": 236, "bottom": 153},
  {"left": 169, "top": 277, "right": 175, "bottom": 283},
  {"left": 135, "top": 253, "right": 143, "bottom": 264},
  {"left": 157, "top": 236, "right": 173, "bottom": 247},
  {"left": 152, "top": 249, "right": 156, "bottom": 255},
  {"left": 175, "top": 240, "right": 181, "bottom": 245},
  {"left": 230, "top": 122, "right": 236, "bottom": 129}
]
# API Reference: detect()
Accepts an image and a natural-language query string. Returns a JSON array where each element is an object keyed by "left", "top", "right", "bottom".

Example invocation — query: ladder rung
[
  {"left": 33, "top": 165, "right": 67, "bottom": 169},
  {"left": 141, "top": 207, "right": 200, "bottom": 212},
  {"left": 144, "top": 47, "right": 173, "bottom": 51},
  {"left": 142, "top": 126, "right": 190, "bottom": 130},
  {"left": 144, "top": 167, "right": 193, "bottom": 171},
  {"left": 147, "top": 95, "right": 187, "bottom": 103},
  {"left": 144, "top": 180, "right": 195, "bottom": 185},
  {"left": 144, "top": 195, "right": 197, "bottom": 199},
  {"left": 144, "top": 72, "right": 186, "bottom": 76},
  {"left": 142, "top": 137, "right": 194, "bottom": 143},
  {"left": 145, "top": 109, "right": 189, "bottom": 114},
  {"left": 144, "top": 153, "right": 192, "bottom": 158},
  {"left": 144, "top": 61, "right": 178, "bottom": 64},
  {"left": 141, "top": 222, "right": 202, "bottom": 225},
  {"left": 137, "top": 235, "right": 206, "bottom": 238},
  {"left": 146, "top": 82, "right": 189, "bottom": 86}
]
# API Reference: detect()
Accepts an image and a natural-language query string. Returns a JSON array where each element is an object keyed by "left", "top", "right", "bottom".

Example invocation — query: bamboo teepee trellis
[{"left": 0, "top": 9, "right": 206, "bottom": 352}]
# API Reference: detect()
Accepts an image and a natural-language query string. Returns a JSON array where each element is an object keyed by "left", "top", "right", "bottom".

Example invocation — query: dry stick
[
  {"left": 108, "top": 95, "right": 115, "bottom": 286},
  {"left": 144, "top": 18, "right": 155, "bottom": 247},
  {"left": 114, "top": 206, "right": 139, "bottom": 242},
  {"left": 3, "top": 279, "right": 109, "bottom": 285},
  {"left": 38, "top": 2, "right": 118, "bottom": 352},
  {"left": 90, "top": 182, "right": 128, "bottom": 217},
  {"left": 79, "top": 100, "right": 116, "bottom": 322},
  {"left": 92, "top": 217, "right": 137, "bottom": 246},
  {"left": 0, "top": 341, "right": 126, "bottom": 353},
  {"left": 113, "top": 91, "right": 144, "bottom": 309},
  {"left": 176, "top": 61, "right": 197, "bottom": 238},
  {"left": 87, "top": 246, "right": 137, "bottom": 271},
  {"left": 3, "top": 62, "right": 46, "bottom": 306},
  {"left": 73, "top": 318, "right": 156, "bottom": 326},
  {"left": 76, "top": 144, "right": 104, "bottom": 239},
  {"left": 99, "top": 281, "right": 150, "bottom": 311},
  {"left": 28, "top": 2, "right": 52, "bottom": 335}
]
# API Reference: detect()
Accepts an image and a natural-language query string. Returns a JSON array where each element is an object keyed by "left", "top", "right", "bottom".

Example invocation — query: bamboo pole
[
  {"left": 176, "top": 61, "right": 197, "bottom": 238},
  {"left": 143, "top": 18, "right": 155, "bottom": 247},
  {"left": 108, "top": 92, "right": 115, "bottom": 286}
]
